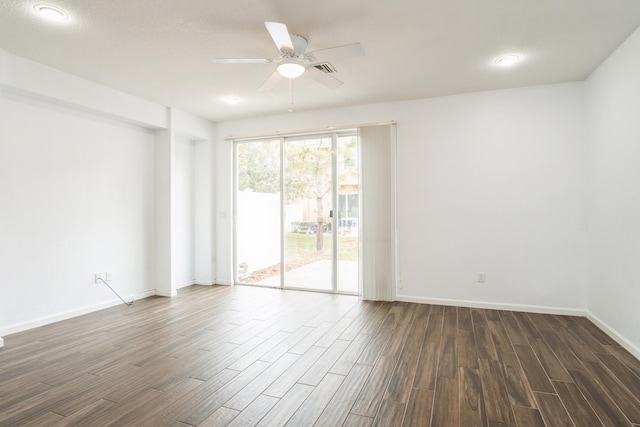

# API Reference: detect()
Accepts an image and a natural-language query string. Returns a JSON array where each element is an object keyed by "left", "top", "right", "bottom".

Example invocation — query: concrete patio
[{"left": 258, "top": 260, "right": 358, "bottom": 293}]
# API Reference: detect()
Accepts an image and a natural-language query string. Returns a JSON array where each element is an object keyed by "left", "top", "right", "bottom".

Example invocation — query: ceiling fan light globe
[{"left": 277, "top": 61, "right": 305, "bottom": 79}]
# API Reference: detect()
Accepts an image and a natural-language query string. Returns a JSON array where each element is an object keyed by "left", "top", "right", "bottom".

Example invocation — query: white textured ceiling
[{"left": 2, "top": 0, "right": 640, "bottom": 122}]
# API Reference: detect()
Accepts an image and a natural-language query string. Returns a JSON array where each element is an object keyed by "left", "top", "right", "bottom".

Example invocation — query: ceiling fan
[{"left": 214, "top": 22, "right": 365, "bottom": 91}]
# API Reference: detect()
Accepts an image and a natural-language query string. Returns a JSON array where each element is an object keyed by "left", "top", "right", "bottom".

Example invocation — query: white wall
[
  {"left": 0, "top": 51, "right": 216, "bottom": 341},
  {"left": 174, "top": 135, "right": 196, "bottom": 288},
  {"left": 216, "top": 83, "right": 589, "bottom": 312},
  {"left": 586, "top": 26, "right": 640, "bottom": 355},
  {"left": 172, "top": 109, "right": 216, "bottom": 287},
  {"left": 154, "top": 129, "right": 173, "bottom": 297},
  {"left": 397, "top": 86, "right": 588, "bottom": 311},
  {"left": 4, "top": 30, "right": 639, "bottom": 356},
  {"left": 0, "top": 90, "right": 156, "bottom": 330},
  {"left": 193, "top": 138, "right": 215, "bottom": 285},
  {"left": 0, "top": 51, "right": 167, "bottom": 129}
]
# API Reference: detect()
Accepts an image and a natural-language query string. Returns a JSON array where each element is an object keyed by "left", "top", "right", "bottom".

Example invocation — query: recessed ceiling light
[
  {"left": 495, "top": 55, "right": 520, "bottom": 67},
  {"left": 34, "top": 4, "right": 67, "bottom": 22},
  {"left": 224, "top": 97, "right": 241, "bottom": 104}
]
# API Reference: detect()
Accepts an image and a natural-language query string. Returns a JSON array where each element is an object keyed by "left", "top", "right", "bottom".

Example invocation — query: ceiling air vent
[{"left": 313, "top": 62, "right": 337, "bottom": 74}]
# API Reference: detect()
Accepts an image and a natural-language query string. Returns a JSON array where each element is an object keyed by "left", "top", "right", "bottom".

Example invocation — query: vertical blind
[{"left": 360, "top": 124, "right": 397, "bottom": 301}]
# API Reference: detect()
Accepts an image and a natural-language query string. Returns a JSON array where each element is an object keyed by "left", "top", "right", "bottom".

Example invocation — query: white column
[
  {"left": 194, "top": 139, "right": 214, "bottom": 285},
  {"left": 155, "top": 129, "right": 176, "bottom": 296}
]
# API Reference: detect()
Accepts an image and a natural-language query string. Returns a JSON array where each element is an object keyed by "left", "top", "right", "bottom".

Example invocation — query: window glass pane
[
  {"left": 337, "top": 135, "right": 359, "bottom": 293},
  {"left": 236, "top": 139, "right": 281, "bottom": 284},
  {"left": 284, "top": 137, "right": 333, "bottom": 290}
]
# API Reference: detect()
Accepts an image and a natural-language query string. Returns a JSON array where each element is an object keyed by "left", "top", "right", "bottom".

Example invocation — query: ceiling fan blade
[
  {"left": 213, "top": 58, "right": 273, "bottom": 64},
  {"left": 306, "top": 66, "right": 343, "bottom": 89},
  {"left": 259, "top": 70, "right": 284, "bottom": 91},
  {"left": 307, "top": 43, "right": 365, "bottom": 62},
  {"left": 265, "top": 22, "right": 294, "bottom": 53}
]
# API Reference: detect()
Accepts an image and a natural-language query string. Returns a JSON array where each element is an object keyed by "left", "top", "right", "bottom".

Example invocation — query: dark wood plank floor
[{"left": 1, "top": 285, "right": 639, "bottom": 426}]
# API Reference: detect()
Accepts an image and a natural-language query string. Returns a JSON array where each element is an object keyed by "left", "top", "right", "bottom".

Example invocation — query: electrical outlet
[
  {"left": 105, "top": 271, "right": 112, "bottom": 281},
  {"left": 95, "top": 273, "right": 103, "bottom": 284},
  {"left": 478, "top": 273, "right": 486, "bottom": 283}
]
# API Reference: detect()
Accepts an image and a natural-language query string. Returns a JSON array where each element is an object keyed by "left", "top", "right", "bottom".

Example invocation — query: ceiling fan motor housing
[{"left": 287, "top": 34, "right": 308, "bottom": 57}]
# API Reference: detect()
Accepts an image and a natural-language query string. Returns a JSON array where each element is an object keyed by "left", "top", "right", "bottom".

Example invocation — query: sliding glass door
[
  {"left": 336, "top": 135, "right": 359, "bottom": 293},
  {"left": 234, "top": 132, "right": 359, "bottom": 294},
  {"left": 284, "top": 137, "right": 333, "bottom": 290}
]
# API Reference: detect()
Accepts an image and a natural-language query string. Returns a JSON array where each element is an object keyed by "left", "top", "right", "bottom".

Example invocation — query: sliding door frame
[{"left": 233, "top": 130, "right": 359, "bottom": 295}]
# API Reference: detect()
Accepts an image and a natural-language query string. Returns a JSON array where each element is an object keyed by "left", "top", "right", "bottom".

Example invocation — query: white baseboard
[
  {"left": 0, "top": 289, "right": 156, "bottom": 337},
  {"left": 135, "top": 289, "right": 157, "bottom": 300},
  {"left": 394, "top": 294, "right": 586, "bottom": 316},
  {"left": 8, "top": 288, "right": 634, "bottom": 362},
  {"left": 395, "top": 295, "right": 639, "bottom": 358},
  {"left": 194, "top": 278, "right": 214, "bottom": 286},
  {"left": 586, "top": 311, "right": 640, "bottom": 360},
  {"left": 155, "top": 289, "right": 178, "bottom": 297},
  {"left": 0, "top": 337, "right": 4, "bottom": 348},
  {"left": 215, "top": 279, "right": 234, "bottom": 286},
  {"left": 176, "top": 279, "right": 195, "bottom": 290}
]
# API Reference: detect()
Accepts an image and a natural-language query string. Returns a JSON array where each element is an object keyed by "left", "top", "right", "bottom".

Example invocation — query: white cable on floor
[{"left": 97, "top": 277, "right": 133, "bottom": 306}]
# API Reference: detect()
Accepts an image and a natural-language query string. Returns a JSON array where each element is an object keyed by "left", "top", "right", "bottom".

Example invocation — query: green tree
[
  {"left": 238, "top": 136, "right": 357, "bottom": 253},
  {"left": 237, "top": 140, "right": 280, "bottom": 193},
  {"left": 285, "top": 136, "right": 357, "bottom": 252},
  {"left": 285, "top": 138, "right": 332, "bottom": 251}
]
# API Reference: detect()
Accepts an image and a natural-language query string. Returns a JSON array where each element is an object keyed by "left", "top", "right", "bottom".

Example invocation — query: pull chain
[{"left": 288, "top": 78, "right": 294, "bottom": 113}]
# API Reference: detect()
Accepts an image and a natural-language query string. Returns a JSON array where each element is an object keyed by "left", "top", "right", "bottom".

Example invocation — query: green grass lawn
[
  {"left": 285, "top": 232, "right": 358, "bottom": 262},
  {"left": 243, "top": 233, "right": 359, "bottom": 283}
]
